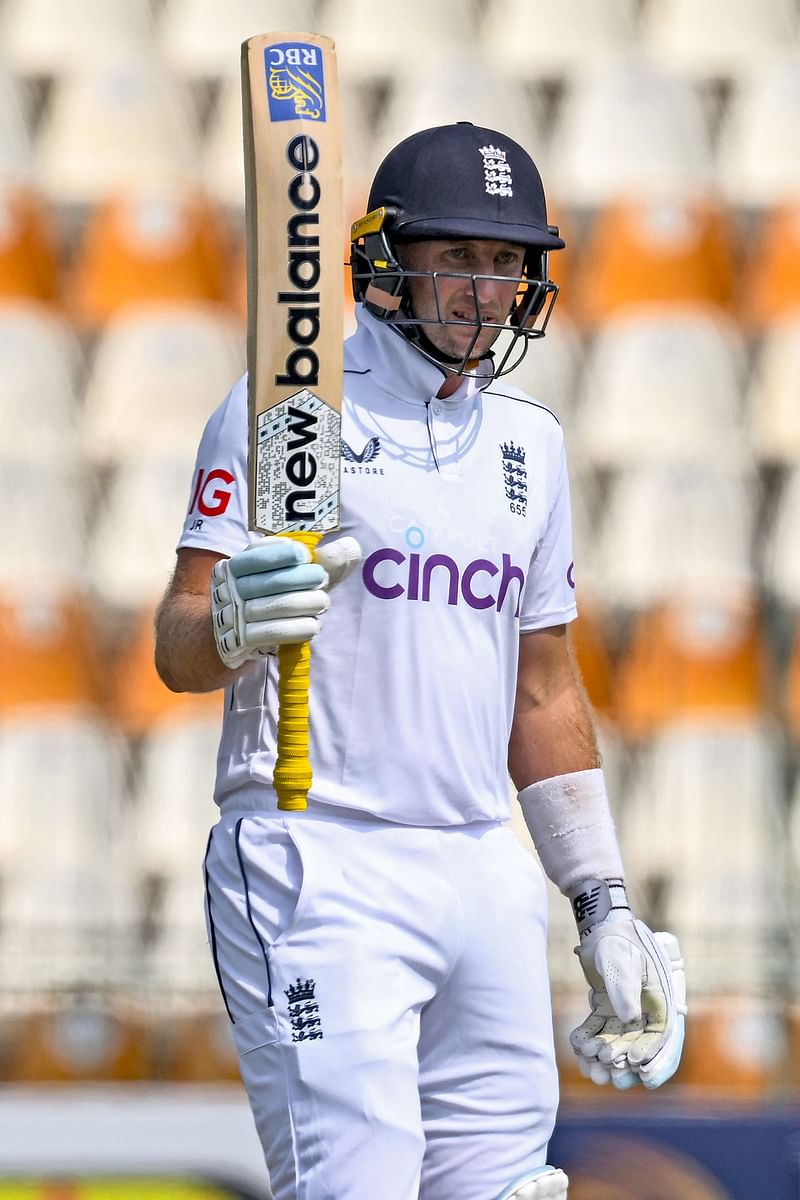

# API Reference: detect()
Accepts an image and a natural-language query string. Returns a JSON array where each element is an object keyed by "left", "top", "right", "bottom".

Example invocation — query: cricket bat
[{"left": 241, "top": 32, "right": 343, "bottom": 811}]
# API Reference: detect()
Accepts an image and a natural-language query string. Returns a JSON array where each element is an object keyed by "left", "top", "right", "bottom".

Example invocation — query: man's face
[{"left": 398, "top": 238, "right": 526, "bottom": 364}]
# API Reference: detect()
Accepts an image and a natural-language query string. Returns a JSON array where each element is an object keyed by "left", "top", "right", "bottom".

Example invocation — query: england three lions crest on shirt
[{"left": 501, "top": 440, "right": 527, "bottom": 516}]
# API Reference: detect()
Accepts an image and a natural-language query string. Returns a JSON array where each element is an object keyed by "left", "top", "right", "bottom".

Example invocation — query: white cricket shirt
[{"left": 179, "top": 308, "right": 577, "bottom": 825}]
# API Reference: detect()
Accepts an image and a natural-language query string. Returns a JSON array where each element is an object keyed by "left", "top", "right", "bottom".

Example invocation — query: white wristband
[{"left": 517, "top": 768, "right": 625, "bottom": 895}]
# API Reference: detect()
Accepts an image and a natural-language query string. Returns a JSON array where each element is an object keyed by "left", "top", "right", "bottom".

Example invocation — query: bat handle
[{"left": 274, "top": 530, "right": 322, "bottom": 811}]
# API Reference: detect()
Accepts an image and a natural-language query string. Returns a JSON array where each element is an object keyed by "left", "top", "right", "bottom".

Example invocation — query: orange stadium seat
[
  {"left": 509, "top": 742, "right": 629, "bottom": 1097},
  {"left": 547, "top": 206, "right": 574, "bottom": 316},
  {"left": 0, "top": 0, "right": 154, "bottom": 81},
  {"left": 199, "top": 75, "right": 245, "bottom": 213},
  {"left": 131, "top": 713, "right": 220, "bottom": 882},
  {"left": 481, "top": 0, "right": 639, "bottom": 84},
  {"left": 35, "top": 51, "right": 200, "bottom": 213},
  {"left": 550, "top": 991, "right": 600, "bottom": 1096},
  {"left": 590, "top": 462, "right": 758, "bottom": 612},
  {"left": 1, "top": 457, "right": 89, "bottom": 597},
  {"left": 67, "top": 186, "right": 229, "bottom": 327},
  {"left": 574, "top": 197, "right": 738, "bottom": 326},
  {"left": 788, "top": 1002, "right": 800, "bottom": 1092},
  {"left": 717, "top": 55, "right": 800, "bottom": 209},
  {"left": 620, "top": 717, "right": 790, "bottom": 1004},
  {"left": 149, "top": 1006, "right": 240, "bottom": 1082},
  {"left": 549, "top": 60, "right": 714, "bottom": 208},
  {"left": 82, "top": 301, "right": 244, "bottom": 465},
  {"left": 0, "top": 301, "right": 83, "bottom": 460},
  {"left": 680, "top": 994, "right": 789, "bottom": 1097},
  {"left": 500, "top": 312, "right": 581, "bottom": 426},
  {"left": 572, "top": 310, "right": 746, "bottom": 470},
  {"left": 641, "top": 0, "right": 799, "bottom": 84},
  {"left": 784, "top": 774, "right": 800, "bottom": 1089},
  {"left": 8, "top": 999, "right": 149, "bottom": 1082},
  {"left": 110, "top": 605, "right": 222, "bottom": 735},
  {"left": 0, "top": 714, "right": 141, "bottom": 1068},
  {"left": 0, "top": 60, "right": 33, "bottom": 183},
  {"left": 763, "top": 464, "right": 800, "bottom": 609},
  {"left": 340, "top": 79, "right": 383, "bottom": 220},
  {"left": 158, "top": 0, "right": 322, "bottom": 85},
  {"left": 372, "top": 62, "right": 546, "bottom": 191},
  {"left": 742, "top": 203, "right": 800, "bottom": 327},
  {"left": 749, "top": 314, "right": 800, "bottom": 467},
  {"left": 325, "top": 0, "right": 476, "bottom": 87},
  {"left": 0, "top": 184, "right": 61, "bottom": 302},
  {"left": 129, "top": 709, "right": 230, "bottom": 1079},
  {"left": 0, "top": 595, "right": 106, "bottom": 713},
  {"left": 227, "top": 234, "right": 247, "bottom": 323},
  {"left": 785, "top": 616, "right": 800, "bottom": 741},
  {"left": 569, "top": 606, "right": 616, "bottom": 716},
  {"left": 614, "top": 589, "right": 768, "bottom": 738},
  {"left": 86, "top": 451, "right": 204, "bottom": 614}
]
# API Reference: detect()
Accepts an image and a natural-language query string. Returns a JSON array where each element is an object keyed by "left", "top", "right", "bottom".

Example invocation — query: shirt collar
[{"left": 348, "top": 305, "right": 495, "bottom": 409}]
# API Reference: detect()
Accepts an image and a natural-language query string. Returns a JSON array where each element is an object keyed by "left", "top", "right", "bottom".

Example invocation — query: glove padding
[
  {"left": 571, "top": 918, "right": 687, "bottom": 1090},
  {"left": 211, "top": 535, "right": 361, "bottom": 670}
]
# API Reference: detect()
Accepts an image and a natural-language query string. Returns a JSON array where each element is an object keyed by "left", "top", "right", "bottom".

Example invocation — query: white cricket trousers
[{"left": 204, "top": 801, "right": 559, "bottom": 1200}]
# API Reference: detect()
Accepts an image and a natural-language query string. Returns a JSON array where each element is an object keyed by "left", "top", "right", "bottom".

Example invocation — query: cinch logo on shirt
[{"left": 362, "top": 547, "right": 526, "bottom": 616}]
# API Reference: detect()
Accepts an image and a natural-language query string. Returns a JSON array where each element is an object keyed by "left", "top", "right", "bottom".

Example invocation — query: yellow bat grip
[{"left": 274, "top": 530, "right": 322, "bottom": 811}]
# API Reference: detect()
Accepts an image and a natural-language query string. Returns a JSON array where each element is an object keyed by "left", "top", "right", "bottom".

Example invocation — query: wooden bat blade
[
  {"left": 241, "top": 32, "right": 343, "bottom": 811},
  {"left": 242, "top": 31, "right": 343, "bottom": 538}
]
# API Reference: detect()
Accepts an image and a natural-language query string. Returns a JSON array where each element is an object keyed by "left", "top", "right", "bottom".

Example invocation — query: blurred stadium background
[{"left": 0, "top": 0, "right": 799, "bottom": 1195}]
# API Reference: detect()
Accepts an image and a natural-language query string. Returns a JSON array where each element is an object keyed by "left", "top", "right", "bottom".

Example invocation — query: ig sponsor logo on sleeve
[{"left": 188, "top": 467, "right": 235, "bottom": 524}]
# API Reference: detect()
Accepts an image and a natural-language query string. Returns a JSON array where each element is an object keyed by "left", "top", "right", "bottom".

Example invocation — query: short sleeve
[
  {"left": 177, "top": 373, "right": 250, "bottom": 558},
  {"left": 519, "top": 442, "right": 578, "bottom": 631}
]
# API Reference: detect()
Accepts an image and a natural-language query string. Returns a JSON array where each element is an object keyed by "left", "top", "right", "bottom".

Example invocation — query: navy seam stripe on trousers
[
  {"left": 234, "top": 815, "right": 275, "bottom": 1008},
  {"left": 203, "top": 828, "right": 234, "bottom": 1021}
]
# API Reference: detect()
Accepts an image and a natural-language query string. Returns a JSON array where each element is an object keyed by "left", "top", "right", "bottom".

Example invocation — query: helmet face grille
[
  {"left": 350, "top": 208, "right": 560, "bottom": 380},
  {"left": 350, "top": 124, "right": 564, "bottom": 379}
]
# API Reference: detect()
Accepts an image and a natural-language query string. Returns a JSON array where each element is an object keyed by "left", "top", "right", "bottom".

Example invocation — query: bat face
[{"left": 242, "top": 33, "right": 343, "bottom": 536}]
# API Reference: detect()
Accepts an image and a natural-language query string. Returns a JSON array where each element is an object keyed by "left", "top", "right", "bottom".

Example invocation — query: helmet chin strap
[{"left": 407, "top": 321, "right": 494, "bottom": 376}]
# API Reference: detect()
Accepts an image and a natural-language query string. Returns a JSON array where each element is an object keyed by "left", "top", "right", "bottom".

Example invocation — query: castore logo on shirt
[{"left": 342, "top": 436, "right": 384, "bottom": 475}]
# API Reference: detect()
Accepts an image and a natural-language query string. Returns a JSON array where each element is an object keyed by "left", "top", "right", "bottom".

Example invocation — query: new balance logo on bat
[
  {"left": 275, "top": 134, "right": 322, "bottom": 393},
  {"left": 284, "top": 404, "right": 319, "bottom": 522},
  {"left": 275, "top": 132, "right": 326, "bottom": 526}
]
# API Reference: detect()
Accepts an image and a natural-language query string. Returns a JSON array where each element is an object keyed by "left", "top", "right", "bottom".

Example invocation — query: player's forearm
[
  {"left": 508, "top": 675, "right": 601, "bottom": 789},
  {"left": 155, "top": 590, "right": 238, "bottom": 694}
]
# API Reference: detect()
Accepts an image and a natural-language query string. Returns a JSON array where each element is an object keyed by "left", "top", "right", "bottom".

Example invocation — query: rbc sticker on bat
[{"left": 266, "top": 43, "right": 327, "bottom": 122}]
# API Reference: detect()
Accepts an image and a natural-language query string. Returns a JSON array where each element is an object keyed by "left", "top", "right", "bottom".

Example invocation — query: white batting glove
[
  {"left": 211, "top": 535, "right": 362, "bottom": 670},
  {"left": 568, "top": 879, "right": 687, "bottom": 1090}
]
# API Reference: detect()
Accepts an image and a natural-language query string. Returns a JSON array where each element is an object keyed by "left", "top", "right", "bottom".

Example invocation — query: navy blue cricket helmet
[{"left": 350, "top": 122, "right": 564, "bottom": 377}]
